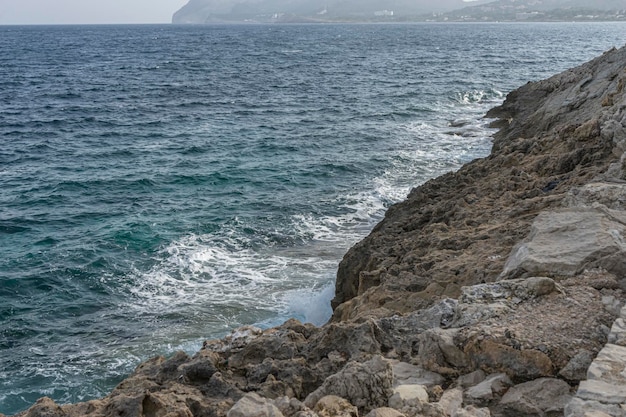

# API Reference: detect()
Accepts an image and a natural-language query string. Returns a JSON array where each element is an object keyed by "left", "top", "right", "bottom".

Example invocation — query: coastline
[{"left": 10, "top": 44, "right": 626, "bottom": 417}]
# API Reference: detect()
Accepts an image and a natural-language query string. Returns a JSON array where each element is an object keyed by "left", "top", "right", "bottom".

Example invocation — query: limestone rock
[
  {"left": 391, "top": 360, "right": 445, "bottom": 388},
  {"left": 465, "top": 373, "right": 512, "bottom": 405},
  {"left": 305, "top": 356, "right": 393, "bottom": 414},
  {"left": 577, "top": 379, "right": 626, "bottom": 404},
  {"left": 453, "top": 406, "right": 491, "bottom": 417},
  {"left": 564, "top": 397, "right": 626, "bottom": 417},
  {"left": 313, "top": 396, "right": 357, "bottom": 417},
  {"left": 564, "top": 182, "right": 626, "bottom": 210},
  {"left": 227, "top": 392, "right": 284, "bottom": 417},
  {"left": 19, "top": 397, "right": 65, "bottom": 417},
  {"left": 586, "top": 344, "right": 626, "bottom": 385},
  {"left": 437, "top": 387, "right": 463, "bottom": 417},
  {"left": 498, "top": 378, "right": 572, "bottom": 416},
  {"left": 364, "top": 407, "right": 406, "bottom": 417},
  {"left": 388, "top": 385, "right": 429, "bottom": 409},
  {"left": 501, "top": 208, "right": 626, "bottom": 280},
  {"left": 456, "top": 370, "right": 486, "bottom": 389}
]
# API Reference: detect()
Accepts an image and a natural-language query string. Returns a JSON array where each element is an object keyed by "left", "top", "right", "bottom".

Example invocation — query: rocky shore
[{"left": 9, "top": 45, "right": 626, "bottom": 417}]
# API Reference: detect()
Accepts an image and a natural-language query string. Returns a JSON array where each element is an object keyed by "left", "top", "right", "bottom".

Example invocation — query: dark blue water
[{"left": 0, "top": 22, "right": 624, "bottom": 414}]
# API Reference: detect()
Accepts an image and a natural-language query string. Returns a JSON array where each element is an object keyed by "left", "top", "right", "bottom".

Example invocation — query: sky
[{"left": 0, "top": 0, "right": 190, "bottom": 24}]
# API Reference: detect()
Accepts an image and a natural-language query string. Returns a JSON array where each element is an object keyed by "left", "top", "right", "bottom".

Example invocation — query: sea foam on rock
[{"left": 13, "top": 45, "right": 626, "bottom": 417}]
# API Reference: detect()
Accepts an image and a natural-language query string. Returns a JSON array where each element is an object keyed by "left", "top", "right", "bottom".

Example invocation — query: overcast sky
[{"left": 0, "top": 0, "right": 190, "bottom": 24}]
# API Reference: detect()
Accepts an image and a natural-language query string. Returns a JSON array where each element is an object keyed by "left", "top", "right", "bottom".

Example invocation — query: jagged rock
[
  {"left": 456, "top": 370, "right": 486, "bottom": 389},
  {"left": 564, "top": 182, "right": 626, "bottom": 210},
  {"left": 465, "top": 373, "right": 512, "bottom": 405},
  {"left": 313, "top": 396, "right": 357, "bottom": 417},
  {"left": 227, "top": 392, "right": 285, "bottom": 417},
  {"left": 417, "top": 328, "right": 469, "bottom": 373},
  {"left": 391, "top": 360, "right": 445, "bottom": 388},
  {"left": 559, "top": 350, "right": 595, "bottom": 382},
  {"left": 453, "top": 406, "right": 491, "bottom": 417},
  {"left": 608, "top": 306, "right": 626, "bottom": 346},
  {"left": 19, "top": 398, "right": 65, "bottom": 417},
  {"left": 500, "top": 208, "right": 626, "bottom": 280},
  {"left": 273, "top": 397, "right": 310, "bottom": 417},
  {"left": 464, "top": 339, "right": 554, "bottom": 380},
  {"left": 498, "top": 378, "right": 572, "bottom": 416},
  {"left": 364, "top": 407, "right": 406, "bottom": 417},
  {"left": 305, "top": 356, "right": 393, "bottom": 414},
  {"left": 437, "top": 387, "right": 463, "bottom": 417},
  {"left": 388, "top": 385, "right": 429, "bottom": 409}
]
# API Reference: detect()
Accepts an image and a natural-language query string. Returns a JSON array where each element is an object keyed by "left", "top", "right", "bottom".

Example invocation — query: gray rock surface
[
  {"left": 500, "top": 208, "right": 626, "bottom": 280},
  {"left": 228, "top": 393, "right": 285, "bottom": 417},
  {"left": 498, "top": 378, "right": 572, "bottom": 416}
]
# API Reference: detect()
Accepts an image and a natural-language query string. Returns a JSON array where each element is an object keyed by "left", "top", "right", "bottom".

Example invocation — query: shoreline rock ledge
[{"left": 9, "top": 45, "right": 626, "bottom": 417}]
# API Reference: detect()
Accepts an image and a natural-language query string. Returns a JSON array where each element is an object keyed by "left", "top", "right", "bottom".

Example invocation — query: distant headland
[{"left": 172, "top": 0, "right": 626, "bottom": 24}]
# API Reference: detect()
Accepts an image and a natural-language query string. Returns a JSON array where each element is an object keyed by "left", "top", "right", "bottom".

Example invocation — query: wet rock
[
  {"left": 227, "top": 392, "right": 284, "bottom": 417},
  {"left": 498, "top": 378, "right": 572, "bottom": 416},
  {"left": 313, "top": 396, "right": 357, "bottom": 417}
]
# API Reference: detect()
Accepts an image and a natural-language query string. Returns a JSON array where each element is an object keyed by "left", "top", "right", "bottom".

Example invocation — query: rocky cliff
[{"left": 9, "top": 45, "right": 626, "bottom": 417}]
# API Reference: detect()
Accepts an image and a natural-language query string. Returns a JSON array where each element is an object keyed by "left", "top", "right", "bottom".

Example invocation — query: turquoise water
[{"left": 0, "top": 22, "right": 624, "bottom": 414}]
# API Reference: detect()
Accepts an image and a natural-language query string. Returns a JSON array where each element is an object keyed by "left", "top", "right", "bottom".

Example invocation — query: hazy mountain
[
  {"left": 172, "top": 0, "right": 494, "bottom": 23},
  {"left": 430, "top": 0, "right": 626, "bottom": 21}
]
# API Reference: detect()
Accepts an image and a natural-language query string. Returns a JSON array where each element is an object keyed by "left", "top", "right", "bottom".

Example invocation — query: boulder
[
  {"left": 465, "top": 373, "right": 512, "bottom": 405},
  {"left": 559, "top": 350, "right": 595, "bottom": 382},
  {"left": 498, "top": 378, "right": 572, "bottom": 416},
  {"left": 364, "top": 407, "right": 407, "bottom": 417},
  {"left": 313, "top": 396, "right": 357, "bottom": 417},
  {"left": 453, "top": 406, "right": 491, "bottom": 417},
  {"left": 456, "top": 370, "right": 486, "bottom": 389},
  {"left": 391, "top": 360, "right": 445, "bottom": 388},
  {"left": 501, "top": 208, "right": 626, "bottom": 280},
  {"left": 437, "top": 387, "right": 463, "bottom": 417},
  {"left": 227, "top": 393, "right": 285, "bottom": 417},
  {"left": 464, "top": 339, "right": 554, "bottom": 380},
  {"left": 305, "top": 356, "right": 393, "bottom": 414},
  {"left": 388, "top": 385, "right": 429, "bottom": 409}
]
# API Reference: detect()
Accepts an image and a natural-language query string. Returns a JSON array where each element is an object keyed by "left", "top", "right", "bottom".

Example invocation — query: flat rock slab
[
  {"left": 501, "top": 208, "right": 626, "bottom": 279},
  {"left": 577, "top": 379, "right": 626, "bottom": 404},
  {"left": 587, "top": 344, "right": 626, "bottom": 385}
]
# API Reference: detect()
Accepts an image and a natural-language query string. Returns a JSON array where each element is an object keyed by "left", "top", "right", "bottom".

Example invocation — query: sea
[{"left": 0, "top": 22, "right": 624, "bottom": 414}]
